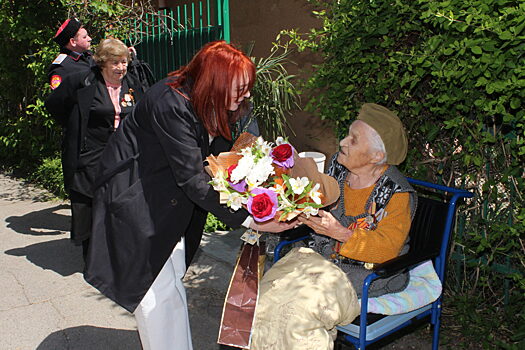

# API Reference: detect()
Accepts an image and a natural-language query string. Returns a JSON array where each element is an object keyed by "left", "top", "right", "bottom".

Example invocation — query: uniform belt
[
  {"left": 339, "top": 257, "right": 375, "bottom": 270},
  {"left": 340, "top": 257, "right": 365, "bottom": 266}
]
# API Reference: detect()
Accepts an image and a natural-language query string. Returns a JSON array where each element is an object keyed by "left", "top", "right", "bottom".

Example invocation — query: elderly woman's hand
[
  {"left": 250, "top": 218, "right": 297, "bottom": 233},
  {"left": 298, "top": 210, "right": 353, "bottom": 242}
]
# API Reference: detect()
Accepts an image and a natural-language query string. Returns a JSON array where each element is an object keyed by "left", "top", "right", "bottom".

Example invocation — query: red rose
[
  {"left": 250, "top": 193, "right": 274, "bottom": 219},
  {"left": 272, "top": 144, "right": 293, "bottom": 162}
]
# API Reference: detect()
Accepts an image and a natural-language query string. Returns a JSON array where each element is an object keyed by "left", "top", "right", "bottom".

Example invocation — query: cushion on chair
[
  {"left": 364, "top": 260, "right": 442, "bottom": 315},
  {"left": 251, "top": 247, "right": 360, "bottom": 350}
]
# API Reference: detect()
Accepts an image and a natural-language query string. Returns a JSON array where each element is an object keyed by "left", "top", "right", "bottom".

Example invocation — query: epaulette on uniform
[{"left": 52, "top": 53, "right": 68, "bottom": 65}]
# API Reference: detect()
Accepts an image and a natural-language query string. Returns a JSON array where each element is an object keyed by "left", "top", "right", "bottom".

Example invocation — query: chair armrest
[
  {"left": 273, "top": 226, "right": 312, "bottom": 263},
  {"left": 279, "top": 224, "right": 312, "bottom": 241},
  {"left": 373, "top": 251, "right": 438, "bottom": 278}
]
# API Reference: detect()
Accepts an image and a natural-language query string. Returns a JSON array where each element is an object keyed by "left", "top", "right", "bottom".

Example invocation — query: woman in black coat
[
  {"left": 84, "top": 41, "right": 293, "bottom": 350},
  {"left": 45, "top": 38, "right": 146, "bottom": 261}
]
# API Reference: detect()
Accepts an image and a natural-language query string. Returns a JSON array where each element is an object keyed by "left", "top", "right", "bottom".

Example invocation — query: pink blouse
[{"left": 105, "top": 81, "right": 122, "bottom": 129}]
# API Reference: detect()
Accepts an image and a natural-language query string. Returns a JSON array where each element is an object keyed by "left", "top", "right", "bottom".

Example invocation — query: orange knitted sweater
[{"left": 338, "top": 184, "right": 411, "bottom": 264}]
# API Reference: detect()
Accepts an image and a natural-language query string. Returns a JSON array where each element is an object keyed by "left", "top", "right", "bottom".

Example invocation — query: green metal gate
[{"left": 128, "top": 0, "right": 230, "bottom": 81}]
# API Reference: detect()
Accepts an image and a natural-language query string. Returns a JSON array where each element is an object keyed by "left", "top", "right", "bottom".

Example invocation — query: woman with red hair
[{"left": 84, "top": 41, "right": 293, "bottom": 350}]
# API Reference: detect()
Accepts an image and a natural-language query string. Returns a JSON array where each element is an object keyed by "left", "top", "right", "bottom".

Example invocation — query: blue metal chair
[{"left": 273, "top": 178, "right": 473, "bottom": 350}]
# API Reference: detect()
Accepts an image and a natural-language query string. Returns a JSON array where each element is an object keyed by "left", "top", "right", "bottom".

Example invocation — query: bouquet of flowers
[{"left": 206, "top": 134, "right": 339, "bottom": 222}]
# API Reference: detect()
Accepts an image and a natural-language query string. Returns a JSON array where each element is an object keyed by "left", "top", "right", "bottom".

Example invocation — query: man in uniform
[{"left": 48, "top": 18, "right": 93, "bottom": 90}]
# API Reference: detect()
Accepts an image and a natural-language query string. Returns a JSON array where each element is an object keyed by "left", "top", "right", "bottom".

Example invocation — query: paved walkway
[
  {"left": 0, "top": 173, "right": 245, "bottom": 350},
  {"left": 0, "top": 173, "right": 431, "bottom": 349}
]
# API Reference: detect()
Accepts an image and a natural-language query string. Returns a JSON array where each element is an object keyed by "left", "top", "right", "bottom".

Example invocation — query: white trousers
[{"left": 134, "top": 238, "right": 193, "bottom": 350}]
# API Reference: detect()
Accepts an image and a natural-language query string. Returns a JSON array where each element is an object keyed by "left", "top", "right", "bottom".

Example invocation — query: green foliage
[
  {"left": 29, "top": 156, "right": 67, "bottom": 199},
  {"left": 204, "top": 213, "right": 230, "bottom": 233},
  {"left": 251, "top": 44, "right": 300, "bottom": 140},
  {"left": 0, "top": 1, "right": 63, "bottom": 169},
  {"left": 283, "top": 0, "right": 524, "bottom": 347},
  {"left": 0, "top": 0, "right": 155, "bottom": 172}
]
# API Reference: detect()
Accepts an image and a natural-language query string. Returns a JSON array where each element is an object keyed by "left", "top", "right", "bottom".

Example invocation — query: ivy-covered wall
[{"left": 284, "top": 0, "right": 524, "bottom": 346}]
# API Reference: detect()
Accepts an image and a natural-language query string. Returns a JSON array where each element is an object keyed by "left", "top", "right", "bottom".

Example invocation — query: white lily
[
  {"left": 308, "top": 183, "right": 322, "bottom": 205},
  {"left": 255, "top": 137, "right": 273, "bottom": 156},
  {"left": 302, "top": 206, "right": 319, "bottom": 218},
  {"left": 227, "top": 192, "right": 244, "bottom": 211},
  {"left": 210, "top": 170, "right": 228, "bottom": 192},
  {"left": 273, "top": 183, "right": 286, "bottom": 195},
  {"left": 289, "top": 177, "right": 310, "bottom": 195},
  {"left": 277, "top": 192, "right": 294, "bottom": 210}
]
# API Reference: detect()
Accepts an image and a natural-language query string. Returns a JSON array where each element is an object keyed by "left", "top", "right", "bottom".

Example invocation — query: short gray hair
[{"left": 93, "top": 38, "right": 130, "bottom": 66}]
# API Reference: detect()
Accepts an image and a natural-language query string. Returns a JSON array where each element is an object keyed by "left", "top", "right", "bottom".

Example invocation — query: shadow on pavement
[
  {"left": 36, "top": 325, "right": 141, "bottom": 350},
  {"left": 5, "top": 204, "right": 71, "bottom": 236},
  {"left": 4, "top": 238, "right": 83, "bottom": 276}
]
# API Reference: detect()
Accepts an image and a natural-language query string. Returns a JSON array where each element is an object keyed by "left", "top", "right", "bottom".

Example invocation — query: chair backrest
[
  {"left": 406, "top": 178, "right": 473, "bottom": 283},
  {"left": 408, "top": 196, "right": 449, "bottom": 259}
]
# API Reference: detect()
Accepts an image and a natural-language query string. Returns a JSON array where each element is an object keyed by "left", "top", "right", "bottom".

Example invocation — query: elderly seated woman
[{"left": 251, "top": 103, "right": 417, "bottom": 350}]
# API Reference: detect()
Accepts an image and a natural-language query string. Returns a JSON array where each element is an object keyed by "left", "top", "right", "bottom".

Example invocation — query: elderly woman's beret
[{"left": 357, "top": 103, "right": 408, "bottom": 165}]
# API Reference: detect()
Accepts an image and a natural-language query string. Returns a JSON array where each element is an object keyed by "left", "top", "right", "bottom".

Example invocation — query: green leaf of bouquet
[
  {"left": 304, "top": 182, "right": 313, "bottom": 193},
  {"left": 283, "top": 206, "right": 297, "bottom": 213},
  {"left": 284, "top": 187, "right": 295, "bottom": 197},
  {"left": 296, "top": 202, "right": 323, "bottom": 209}
]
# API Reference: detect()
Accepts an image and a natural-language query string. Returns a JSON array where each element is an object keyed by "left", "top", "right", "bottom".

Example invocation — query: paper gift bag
[{"left": 218, "top": 242, "right": 265, "bottom": 349}]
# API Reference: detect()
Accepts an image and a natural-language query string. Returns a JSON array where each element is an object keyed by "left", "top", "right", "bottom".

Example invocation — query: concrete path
[
  {"left": 0, "top": 173, "right": 244, "bottom": 350},
  {"left": 0, "top": 173, "right": 431, "bottom": 350}
]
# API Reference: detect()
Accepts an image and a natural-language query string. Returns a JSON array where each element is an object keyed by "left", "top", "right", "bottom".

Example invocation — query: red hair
[{"left": 167, "top": 41, "right": 256, "bottom": 140}]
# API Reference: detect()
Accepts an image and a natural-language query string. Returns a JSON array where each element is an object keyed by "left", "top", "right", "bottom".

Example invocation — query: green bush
[
  {"left": 0, "top": 1, "right": 63, "bottom": 170},
  {"left": 204, "top": 213, "right": 230, "bottom": 233},
  {"left": 283, "top": 0, "right": 524, "bottom": 347},
  {"left": 30, "top": 156, "right": 67, "bottom": 199}
]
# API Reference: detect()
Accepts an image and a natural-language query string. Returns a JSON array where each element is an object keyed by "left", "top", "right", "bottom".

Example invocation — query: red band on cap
[{"left": 55, "top": 19, "right": 71, "bottom": 38}]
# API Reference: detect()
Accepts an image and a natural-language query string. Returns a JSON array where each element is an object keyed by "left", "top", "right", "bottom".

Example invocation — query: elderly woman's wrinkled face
[
  {"left": 227, "top": 72, "right": 251, "bottom": 111},
  {"left": 337, "top": 120, "right": 376, "bottom": 171},
  {"left": 102, "top": 56, "right": 128, "bottom": 85}
]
